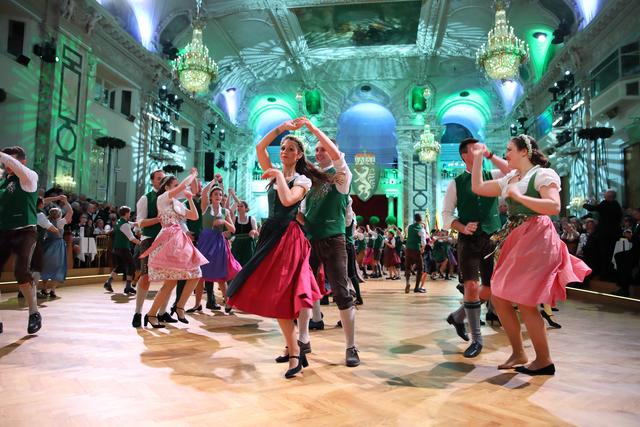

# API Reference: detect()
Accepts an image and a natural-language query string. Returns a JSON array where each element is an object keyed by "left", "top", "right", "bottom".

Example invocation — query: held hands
[
  {"left": 214, "top": 173, "right": 223, "bottom": 184},
  {"left": 279, "top": 119, "right": 304, "bottom": 132},
  {"left": 184, "top": 190, "right": 193, "bottom": 200},
  {"left": 190, "top": 167, "right": 198, "bottom": 176},
  {"left": 470, "top": 145, "right": 485, "bottom": 158},
  {"left": 249, "top": 229, "right": 259, "bottom": 238},
  {"left": 462, "top": 221, "right": 479, "bottom": 235}
]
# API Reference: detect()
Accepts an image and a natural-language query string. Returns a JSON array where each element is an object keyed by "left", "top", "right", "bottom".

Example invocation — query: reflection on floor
[{"left": 1, "top": 278, "right": 638, "bottom": 426}]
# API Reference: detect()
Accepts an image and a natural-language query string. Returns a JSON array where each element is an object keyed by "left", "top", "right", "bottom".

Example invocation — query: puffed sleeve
[
  {"left": 534, "top": 168, "right": 561, "bottom": 191},
  {"left": 293, "top": 174, "right": 312, "bottom": 192}
]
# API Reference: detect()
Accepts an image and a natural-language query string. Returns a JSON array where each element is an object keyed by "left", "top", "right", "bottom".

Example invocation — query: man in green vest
[
  {"left": 104, "top": 206, "right": 140, "bottom": 295},
  {"left": 297, "top": 117, "right": 359, "bottom": 367},
  {"left": 405, "top": 213, "right": 427, "bottom": 293},
  {"left": 442, "top": 138, "right": 510, "bottom": 358},
  {"left": 132, "top": 169, "right": 166, "bottom": 327},
  {"left": 0, "top": 146, "right": 42, "bottom": 334}
]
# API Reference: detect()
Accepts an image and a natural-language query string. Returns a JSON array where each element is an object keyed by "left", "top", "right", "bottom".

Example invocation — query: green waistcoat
[
  {"left": 141, "top": 190, "right": 161, "bottom": 239},
  {"left": 113, "top": 217, "right": 131, "bottom": 249},
  {"left": 405, "top": 222, "right": 423, "bottom": 250},
  {"left": 454, "top": 171, "right": 501, "bottom": 235},
  {"left": 356, "top": 238, "right": 366, "bottom": 252},
  {"left": 507, "top": 172, "right": 540, "bottom": 215},
  {"left": 0, "top": 174, "right": 37, "bottom": 231},
  {"left": 304, "top": 167, "right": 349, "bottom": 241},
  {"left": 373, "top": 234, "right": 384, "bottom": 249}
]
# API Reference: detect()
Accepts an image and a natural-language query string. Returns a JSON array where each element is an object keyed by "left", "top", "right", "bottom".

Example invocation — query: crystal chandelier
[
  {"left": 476, "top": 1, "right": 528, "bottom": 81},
  {"left": 172, "top": 0, "right": 218, "bottom": 94},
  {"left": 415, "top": 123, "right": 440, "bottom": 163}
]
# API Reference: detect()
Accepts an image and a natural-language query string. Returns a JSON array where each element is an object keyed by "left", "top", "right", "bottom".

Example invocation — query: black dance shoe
[
  {"left": 463, "top": 341, "right": 483, "bottom": 358},
  {"left": 298, "top": 339, "right": 311, "bottom": 355},
  {"left": 175, "top": 307, "right": 189, "bottom": 324},
  {"left": 446, "top": 314, "right": 469, "bottom": 341},
  {"left": 132, "top": 313, "right": 142, "bottom": 328},
  {"left": 414, "top": 288, "right": 426, "bottom": 293},
  {"left": 224, "top": 305, "right": 233, "bottom": 314},
  {"left": 404, "top": 283, "right": 411, "bottom": 293},
  {"left": 515, "top": 364, "right": 555, "bottom": 376},
  {"left": 38, "top": 290, "right": 49, "bottom": 299},
  {"left": 346, "top": 346, "right": 360, "bottom": 367},
  {"left": 144, "top": 314, "right": 166, "bottom": 329},
  {"left": 158, "top": 312, "right": 178, "bottom": 323},
  {"left": 309, "top": 319, "right": 324, "bottom": 330},
  {"left": 17, "top": 291, "right": 24, "bottom": 298},
  {"left": 540, "top": 310, "right": 562, "bottom": 328},
  {"left": 284, "top": 353, "right": 308, "bottom": 379},
  {"left": 103, "top": 282, "right": 114, "bottom": 293},
  {"left": 275, "top": 346, "right": 289, "bottom": 363},
  {"left": 186, "top": 305, "right": 202, "bottom": 313},
  {"left": 27, "top": 312, "right": 42, "bottom": 334},
  {"left": 48, "top": 290, "right": 58, "bottom": 299},
  {"left": 124, "top": 286, "right": 136, "bottom": 295}
]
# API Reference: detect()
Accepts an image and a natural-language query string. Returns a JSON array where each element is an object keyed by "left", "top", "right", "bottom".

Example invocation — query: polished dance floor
[{"left": 0, "top": 278, "right": 638, "bottom": 426}]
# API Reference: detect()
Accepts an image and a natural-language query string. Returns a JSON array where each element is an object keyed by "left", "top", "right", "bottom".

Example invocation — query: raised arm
[
  {"left": 167, "top": 168, "right": 198, "bottom": 200},
  {"left": 183, "top": 191, "right": 200, "bottom": 221},
  {"left": 482, "top": 144, "right": 510, "bottom": 175},
  {"left": 301, "top": 117, "right": 340, "bottom": 161},
  {"left": 61, "top": 195, "right": 73, "bottom": 224},
  {"left": 0, "top": 151, "right": 38, "bottom": 193},
  {"left": 471, "top": 148, "right": 502, "bottom": 197},
  {"left": 256, "top": 120, "right": 303, "bottom": 171}
]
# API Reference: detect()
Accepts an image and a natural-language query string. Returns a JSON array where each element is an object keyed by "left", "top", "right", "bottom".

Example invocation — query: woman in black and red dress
[{"left": 227, "top": 118, "right": 328, "bottom": 379}]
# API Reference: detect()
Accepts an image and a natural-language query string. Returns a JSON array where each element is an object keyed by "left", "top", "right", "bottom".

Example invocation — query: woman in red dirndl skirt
[
  {"left": 471, "top": 135, "right": 590, "bottom": 376},
  {"left": 227, "top": 119, "right": 326, "bottom": 378}
]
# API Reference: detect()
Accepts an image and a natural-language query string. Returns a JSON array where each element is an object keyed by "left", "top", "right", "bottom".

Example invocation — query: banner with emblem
[{"left": 352, "top": 152, "right": 380, "bottom": 202}]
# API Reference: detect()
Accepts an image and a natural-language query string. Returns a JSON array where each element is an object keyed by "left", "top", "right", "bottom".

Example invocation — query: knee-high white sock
[
  {"left": 297, "top": 308, "right": 312, "bottom": 344},
  {"left": 339, "top": 306, "right": 356, "bottom": 348},
  {"left": 311, "top": 300, "right": 322, "bottom": 322},
  {"left": 135, "top": 286, "right": 148, "bottom": 314}
]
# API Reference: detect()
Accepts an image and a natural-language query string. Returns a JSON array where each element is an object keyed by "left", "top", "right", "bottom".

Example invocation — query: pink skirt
[
  {"left": 140, "top": 224, "right": 209, "bottom": 281},
  {"left": 491, "top": 215, "right": 591, "bottom": 306}
]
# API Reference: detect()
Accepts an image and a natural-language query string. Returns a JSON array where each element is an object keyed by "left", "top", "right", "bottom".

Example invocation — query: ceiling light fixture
[
  {"left": 477, "top": 1, "right": 529, "bottom": 81},
  {"left": 172, "top": 0, "right": 218, "bottom": 94}
]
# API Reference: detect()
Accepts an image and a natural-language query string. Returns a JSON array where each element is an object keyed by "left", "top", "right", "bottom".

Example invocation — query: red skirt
[
  {"left": 491, "top": 215, "right": 591, "bottom": 306},
  {"left": 228, "top": 222, "right": 321, "bottom": 319}
]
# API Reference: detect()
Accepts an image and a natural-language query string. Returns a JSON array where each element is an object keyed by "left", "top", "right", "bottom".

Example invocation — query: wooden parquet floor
[{"left": 0, "top": 278, "right": 639, "bottom": 427}]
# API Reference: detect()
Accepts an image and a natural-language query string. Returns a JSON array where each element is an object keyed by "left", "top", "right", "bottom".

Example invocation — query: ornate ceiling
[{"left": 97, "top": 0, "right": 582, "bottom": 138}]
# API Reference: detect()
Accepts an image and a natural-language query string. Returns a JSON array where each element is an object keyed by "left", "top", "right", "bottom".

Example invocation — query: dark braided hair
[{"left": 510, "top": 134, "right": 550, "bottom": 167}]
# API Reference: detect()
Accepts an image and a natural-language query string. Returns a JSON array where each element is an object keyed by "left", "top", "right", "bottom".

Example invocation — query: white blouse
[
  {"left": 273, "top": 173, "right": 312, "bottom": 192},
  {"left": 496, "top": 166, "right": 561, "bottom": 199}
]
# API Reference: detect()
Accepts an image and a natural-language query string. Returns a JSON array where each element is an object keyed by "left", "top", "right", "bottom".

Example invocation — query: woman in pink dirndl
[
  {"left": 471, "top": 135, "right": 591, "bottom": 375},
  {"left": 140, "top": 168, "right": 209, "bottom": 328}
]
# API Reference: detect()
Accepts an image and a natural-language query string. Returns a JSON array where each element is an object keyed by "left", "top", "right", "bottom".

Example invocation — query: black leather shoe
[
  {"left": 456, "top": 283, "right": 464, "bottom": 295},
  {"left": 124, "top": 286, "right": 136, "bottom": 295},
  {"left": 463, "top": 341, "right": 483, "bottom": 358},
  {"left": 515, "top": 364, "right": 555, "bottom": 376},
  {"left": 336, "top": 320, "right": 342, "bottom": 328},
  {"left": 186, "top": 305, "right": 202, "bottom": 313},
  {"left": 298, "top": 339, "right": 311, "bottom": 354},
  {"left": 103, "top": 282, "right": 114, "bottom": 293},
  {"left": 0, "top": 321, "right": 3, "bottom": 334},
  {"left": 540, "top": 310, "right": 561, "bottom": 328},
  {"left": 27, "top": 312, "right": 42, "bottom": 334},
  {"left": 404, "top": 283, "right": 411, "bottom": 293},
  {"left": 275, "top": 346, "right": 289, "bottom": 363},
  {"left": 284, "top": 353, "right": 308, "bottom": 379},
  {"left": 346, "top": 346, "right": 360, "bottom": 367},
  {"left": 175, "top": 307, "right": 189, "bottom": 324},
  {"left": 132, "top": 313, "right": 142, "bottom": 328},
  {"left": 17, "top": 291, "right": 24, "bottom": 298},
  {"left": 414, "top": 288, "right": 426, "bottom": 293},
  {"left": 158, "top": 312, "right": 178, "bottom": 323},
  {"left": 308, "top": 319, "right": 324, "bottom": 330},
  {"left": 446, "top": 314, "right": 469, "bottom": 341}
]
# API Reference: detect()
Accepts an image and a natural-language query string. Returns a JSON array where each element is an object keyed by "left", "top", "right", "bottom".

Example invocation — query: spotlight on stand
[
  {"left": 218, "top": 129, "right": 225, "bottom": 141},
  {"left": 33, "top": 42, "right": 58, "bottom": 63},
  {"left": 15, "top": 54, "right": 30, "bottom": 67},
  {"left": 548, "top": 85, "right": 561, "bottom": 101},
  {"left": 510, "top": 124, "right": 518, "bottom": 136},
  {"left": 552, "top": 21, "right": 571, "bottom": 45},
  {"left": 517, "top": 116, "right": 528, "bottom": 129},
  {"left": 159, "top": 85, "right": 167, "bottom": 100},
  {"left": 207, "top": 122, "right": 217, "bottom": 132},
  {"left": 230, "top": 160, "right": 238, "bottom": 171},
  {"left": 564, "top": 70, "right": 574, "bottom": 87},
  {"left": 216, "top": 152, "right": 226, "bottom": 169},
  {"left": 159, "top": 137, "right": 176, "bottom": 153}
]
